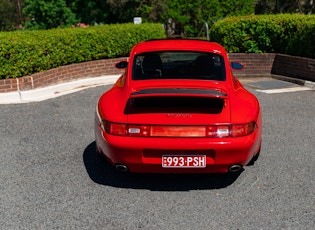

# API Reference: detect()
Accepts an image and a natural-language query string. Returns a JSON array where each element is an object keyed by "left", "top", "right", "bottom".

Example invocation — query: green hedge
[
  {"left": 0, "top": 23, "right": 166, "bottom": 79},
  {"left": 210, "top": 14, "right": 315, "bottom": 58}
]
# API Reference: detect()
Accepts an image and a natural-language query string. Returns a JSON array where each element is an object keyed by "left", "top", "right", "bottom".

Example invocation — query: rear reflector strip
[
  {"left": 151, "top": 126, "right": 206, "bottom": 137},
  {"left": 102, "top": 120, "right": 256, "bottom": 137}
]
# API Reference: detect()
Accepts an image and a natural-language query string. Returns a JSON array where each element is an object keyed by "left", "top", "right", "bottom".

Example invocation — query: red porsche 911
[{"left": 95, "top": 39, "right": 262, "bottom": 173}]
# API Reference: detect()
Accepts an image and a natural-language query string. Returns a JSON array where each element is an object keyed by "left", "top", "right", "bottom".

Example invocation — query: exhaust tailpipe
[
  {"left": 115, "top": 164, "right": 129, "bottom": 172},
  {"left": 228, "top": 164, "right": 242, "bottom": 173}
]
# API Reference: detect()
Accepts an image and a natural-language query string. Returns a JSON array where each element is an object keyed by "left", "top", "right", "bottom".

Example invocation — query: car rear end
[
  {"left": 95, "top": 41, "right": 261, "bottom": 173},
  {"left": 95, "top": 83, "right": 260, "bottom": 173}
]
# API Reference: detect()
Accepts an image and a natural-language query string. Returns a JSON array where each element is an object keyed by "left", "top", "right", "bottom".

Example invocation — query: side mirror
[
  {"left": 115, "top": 61, "right": 128, "bottom": 69},
  {"left": 231, "top": 62, "right": 244, "bottom": 70}
]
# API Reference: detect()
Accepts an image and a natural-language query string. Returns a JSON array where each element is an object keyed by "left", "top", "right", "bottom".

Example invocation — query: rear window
[{"left": 132, "top": 51, "right": 226, "bottom": 81}]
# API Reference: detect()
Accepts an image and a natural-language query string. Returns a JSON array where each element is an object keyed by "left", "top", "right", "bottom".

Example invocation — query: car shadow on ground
[{"left": 83, "top": 142, "right": 242, "bottom": 191}]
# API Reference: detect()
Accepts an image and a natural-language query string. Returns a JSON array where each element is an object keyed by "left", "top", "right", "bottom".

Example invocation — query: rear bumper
[{"left": 95, "top": 120, "right": 261, "bottom": 173}]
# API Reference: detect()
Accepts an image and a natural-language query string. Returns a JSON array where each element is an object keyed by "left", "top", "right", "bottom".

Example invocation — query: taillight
[
  {"left": 101, "top": 120, "right": 256, "bottom": 137},
  {"left": 206, "top": 125, "right": 230, "bottom": 137},
  {"left": 231, "top": 122, "right": 256, "bottom": 137},
  {"left": 128, "top": 125, "right": 151, "bottom": 136},
  {"left": 102, "top": 121, "right": 150, "bottom": 137},
  {"left": 110, "top": 123, "right": 128, "bottom": 136}
]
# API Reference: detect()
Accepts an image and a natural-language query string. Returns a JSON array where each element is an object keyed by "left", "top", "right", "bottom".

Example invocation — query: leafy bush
[
  {"left": 0, "top": 23, "right": 166, "bottom": 79},
  {"left": 210, "top": 14, "right": 315, "bottom": 58}
]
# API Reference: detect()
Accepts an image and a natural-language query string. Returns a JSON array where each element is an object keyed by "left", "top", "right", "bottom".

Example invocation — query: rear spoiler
[{"left": 130, "top": 88, "right": 228, "bottom": 99}]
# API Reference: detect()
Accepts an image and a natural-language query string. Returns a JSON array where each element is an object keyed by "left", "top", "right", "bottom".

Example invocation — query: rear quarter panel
[
  {"left": 229, "top": 77, "right": 262, "bottom": 156},
  {"left": 97, "top": 83, "right": 128, "bottom": 123},
  {"left": 229, "top": 77, "right": 261, "bottom": 124}
]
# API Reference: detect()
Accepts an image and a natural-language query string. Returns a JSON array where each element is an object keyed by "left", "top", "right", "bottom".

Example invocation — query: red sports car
[{"left": 95, "top": 39, "right": 262, "bottom": 173}]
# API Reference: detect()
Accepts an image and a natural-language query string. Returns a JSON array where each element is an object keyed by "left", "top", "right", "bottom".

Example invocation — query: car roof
[
  {"left": 130, "top": 39, "right": 228, "bottom": 56},
  {"left": 126, "top": 39, "right": 231, "bottom": 89}
]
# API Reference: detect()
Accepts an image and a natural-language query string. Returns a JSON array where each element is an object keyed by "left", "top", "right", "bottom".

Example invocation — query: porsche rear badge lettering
[{"left": 167, "top": 113, "right": 192, "bottom": 118}]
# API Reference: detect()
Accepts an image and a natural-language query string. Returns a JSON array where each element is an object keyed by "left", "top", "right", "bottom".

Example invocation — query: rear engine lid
[{"left": 125, "top": 88, "right": 231, "bottom": 125}]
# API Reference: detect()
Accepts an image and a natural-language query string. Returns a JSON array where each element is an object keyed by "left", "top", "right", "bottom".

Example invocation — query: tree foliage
[
  {"left": 164, "top": 0, "right": 221, "bottom": 36},
  {"left": 163, "top": 0, "right": 256, "bottom": 37},
  {"left": 210, "top": 14, "right": 315, "bottom": 58},
  {"left": 23, "top": 0, "right": 77, "bottom": 30},
  {"left": 255, "top": 0, "right": 314, "bottom": 14},
  {"left": 220, "top": 0, "right": 256, "bottom": 16},
  {"left": 0, "top": 0, "right": 18, "bottom": 30},
  {"left": 0, "top": 0, "right": 314, "bottom": 33},
  {"left": 69, "top": 0, "right": 110, "bottom": 25},
  {"left": 104, "top": 0, "right": 168, "bottom": 23}
]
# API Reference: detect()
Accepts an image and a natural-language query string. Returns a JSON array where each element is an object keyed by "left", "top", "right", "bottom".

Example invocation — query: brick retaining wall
[
  {"left": 0, "top": 54, "right": 314, "bottom": 93},
  {"left": 229, "top": 53, "right": 315, "bottom": 81},
  {"left": 0, "top": 58, "right": 126, "bottom": 93},
  {"left": 228, "top": 53, "right": 276, "bottom": 77},
  {"left": 271, "top": 54, "right": 315, "bottom": 82}
]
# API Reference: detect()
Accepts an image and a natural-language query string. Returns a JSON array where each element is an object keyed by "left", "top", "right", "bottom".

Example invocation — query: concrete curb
[
  {"left": 0, "top": 75, "right": 120, "bottom": 104},
  {"left": 271, "top": 74, "right": 315, "bottom": 88},
  {"left": 1, "top": 74, "right": 314, "bottom": 105},
  {"left": 304, "top": 80, "right": 315, "bottom": 89}
]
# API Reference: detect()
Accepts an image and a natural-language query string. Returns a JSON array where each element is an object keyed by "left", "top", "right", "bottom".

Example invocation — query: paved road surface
[{"left": 1, "top": 80, "right": 314, "bottom": 229}]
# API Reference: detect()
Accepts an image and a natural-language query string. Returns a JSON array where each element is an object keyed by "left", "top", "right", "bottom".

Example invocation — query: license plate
[{"left": 162, "top": 155, "right": 206, "bottom": 168}]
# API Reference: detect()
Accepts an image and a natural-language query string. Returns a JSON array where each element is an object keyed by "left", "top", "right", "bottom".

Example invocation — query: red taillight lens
[
  {"left": 110, "top": 123, "right": 127, "bottom": 136},
  {"left": 231, "top": 122, "right": 256, "bottom": 137},
  {"left": 102, "top": 121, "right": 150, "bottom": 137},
  {"left": 102, "top": 120, "right": 256, "bottom": 137},
  {"left": 206, "top": 125, "right": 230, "bottom": 138},
  {"left": 128, "top": 125, "right": 151, "bottom": 136}
]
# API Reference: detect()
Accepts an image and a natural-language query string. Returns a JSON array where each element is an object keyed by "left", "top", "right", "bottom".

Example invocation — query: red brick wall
[
  {"left": 0, "top": 78, "right": 19, "bottom": 93},
  {"left": 229, "top": 53, "right": 315, "bottom": 82},
  {"left": 271, "top": 54, "right": 315, "bottom": 82},
  {"left": 0, "top": 58, "right": 126, "bottom": 93},
  {"left": 0, "top": 54, "right": 314, "bottom": 93},
  {"left": 228, "top": 53, "right": 276, "bottom": 77}
]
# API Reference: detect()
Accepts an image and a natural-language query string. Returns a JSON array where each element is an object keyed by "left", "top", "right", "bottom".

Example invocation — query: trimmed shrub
[
  {"left": 0, "top": 23, "right": 166, "bottom": 79},
  {"left": 210, "top": 14, "right": 315, "bottom": 58}
]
